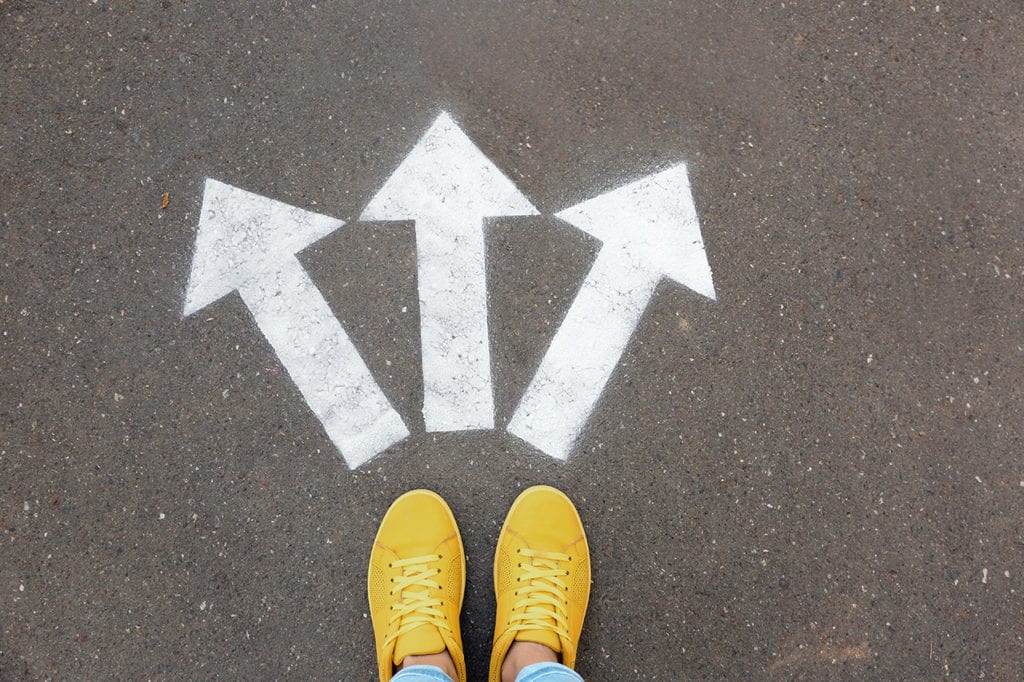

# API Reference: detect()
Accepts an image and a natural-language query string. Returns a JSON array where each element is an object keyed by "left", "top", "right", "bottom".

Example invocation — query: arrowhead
[
  {"left": 183, "top": 179, "right": 343, "bottom": 316},
  {"left": 360, "top": 112, "right": 538, "bottom": 222},
  {"left": 555, "top": 164, "right": 716, "bottom": 300}
]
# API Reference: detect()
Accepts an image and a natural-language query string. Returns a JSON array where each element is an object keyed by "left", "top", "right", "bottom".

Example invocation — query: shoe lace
[
  {"left": 384, "top": 554, "right": 451, "bottom": 647},
  {"left": 509, "top": 548, "right": 571, "bottom": 642}
]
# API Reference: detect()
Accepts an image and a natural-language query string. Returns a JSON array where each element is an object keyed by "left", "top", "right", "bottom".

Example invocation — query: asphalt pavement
[{"left": 2, "top": 1, "right": 1022, "bottom": 679}]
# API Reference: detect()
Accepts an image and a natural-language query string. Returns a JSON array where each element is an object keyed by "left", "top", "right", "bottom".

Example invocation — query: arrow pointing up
[
  {"left": 360, "top": 112, "right": 539, "bottom": 432},
  {"left": 184, "top": 178, "right": 410, "bottom": 468},
  {"left": 507, "top": 164, "right": 715, "bottom": 460}
]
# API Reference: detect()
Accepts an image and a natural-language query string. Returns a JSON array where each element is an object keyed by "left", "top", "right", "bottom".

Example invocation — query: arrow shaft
[
  {"left": 415, "top": 216, "right": 494, "bottom": 431},
  {"left": 237, "top": 258, "right": 409, "bottom": 467},
  {"left": 507, "top": 252, "right": 659, "bottom": 459}
]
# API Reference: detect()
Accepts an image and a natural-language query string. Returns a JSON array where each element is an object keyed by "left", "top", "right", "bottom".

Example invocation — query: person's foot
[
  {"left": 368, "top": 490, "right": 467, "bottom": 682},
  {"left": 489, "top": 486, "right": 591, "bottom": 682}
]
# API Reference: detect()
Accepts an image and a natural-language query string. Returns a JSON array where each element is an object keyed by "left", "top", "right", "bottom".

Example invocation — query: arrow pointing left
[{"left": 183, "top": 178, "right": 410, "bottom": 468}]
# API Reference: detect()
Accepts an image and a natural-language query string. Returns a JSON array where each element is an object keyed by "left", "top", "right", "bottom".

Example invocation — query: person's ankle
[
  {"left": 400, "top": 650, "right": 457, "bottom": 678},
  {"left": 500, "top": 640, "right": 558, "bottom": 682}
]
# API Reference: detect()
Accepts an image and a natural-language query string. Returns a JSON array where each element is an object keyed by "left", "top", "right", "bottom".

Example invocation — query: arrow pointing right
[{"left": 507, "top": 164, "right": 715, "bottom": 460}]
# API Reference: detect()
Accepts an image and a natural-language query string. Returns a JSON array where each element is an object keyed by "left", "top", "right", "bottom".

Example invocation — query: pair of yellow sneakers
[{"left": 367, "top": 486, "right": 590, "bottom": 682}]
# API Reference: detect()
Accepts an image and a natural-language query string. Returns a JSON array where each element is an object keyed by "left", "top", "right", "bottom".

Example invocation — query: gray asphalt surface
[{"left": 2, "top": 1, "right": 1023, "bottom": 679}]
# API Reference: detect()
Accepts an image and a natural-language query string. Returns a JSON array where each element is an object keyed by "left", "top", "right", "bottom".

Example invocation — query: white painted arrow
[
  {"left": 183, "top": 178, "right": 410, "bottom": 468},
  {"left": 507, "top": 164, "right": 715, "bottom": 460},
  {"left": 360, "top": 112, "right": 539, "bottom": 432}
]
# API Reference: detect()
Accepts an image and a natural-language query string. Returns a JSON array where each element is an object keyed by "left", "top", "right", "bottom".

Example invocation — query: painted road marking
[
  {"left": 360, "top": 112, "right": 539, "bottom": 432},
  {"left": 183, "top": 179, "right": 410, "bottom": 468},
  {"left": 507, "top": 164, "right": 715, "bottom": 460},
  {"left": 184, "top": 124, "right": 715, "bottom": 466}
]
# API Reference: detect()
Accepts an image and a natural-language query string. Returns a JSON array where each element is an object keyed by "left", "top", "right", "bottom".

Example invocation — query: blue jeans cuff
[
  {"left": 516, "top": 661, "right": 585, "bottom": 682},
  {"left": 391, "top": 664, "right": 454, "bottom": 682}
]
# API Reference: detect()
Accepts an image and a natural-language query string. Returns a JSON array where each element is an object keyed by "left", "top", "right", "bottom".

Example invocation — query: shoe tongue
[
  {"left": 516, "top": 627, "right": 562, "bottom": 653},
  {"left": 393, "top": 625, "right": 446, "bottom": 666}
]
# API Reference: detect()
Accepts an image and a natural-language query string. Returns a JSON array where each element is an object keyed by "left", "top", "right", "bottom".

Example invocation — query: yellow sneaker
[
  {"left": 367, "top": 490, "right": 467, "bottom": 682},
  {"left": 489, "top": 485, "right": 591, "bottom": 681}
]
